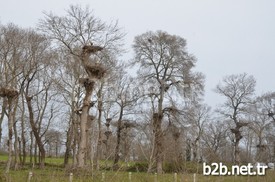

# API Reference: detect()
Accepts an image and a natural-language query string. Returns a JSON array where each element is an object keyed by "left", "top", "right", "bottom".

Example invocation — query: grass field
[{"left": 1, "top": 155, "right": 275, "bottom": 181}]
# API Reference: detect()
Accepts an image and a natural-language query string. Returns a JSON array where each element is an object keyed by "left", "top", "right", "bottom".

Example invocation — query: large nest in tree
[
  {"left": 0, "top": 87, "right": 18, "bottom": 98},
  {"left": 82, "top": 45, "right": 103, "bottom": 54},
  {"left": 104, "top": 131, "right": 112, "bottom": 138},
  {"left": 84, "top": 63, "right": 106, "bottom": 79},
  {"left": 79, "top": 78, "right": 95, "bottom": 90},
  {"left": 123, "top": 121, "right": 136, "bottom": 128}
]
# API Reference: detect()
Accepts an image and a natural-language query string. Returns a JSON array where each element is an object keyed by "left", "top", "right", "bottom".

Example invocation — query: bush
[
  {"left": 126, "top": 161, "right": 148, "bottom": 172},
  {"left": 163, "top": 161, "right": 203, "bottom": 173}
]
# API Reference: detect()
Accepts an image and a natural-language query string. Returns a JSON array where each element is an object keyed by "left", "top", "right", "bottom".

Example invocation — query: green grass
[
  {"left": 1, "top": 155, "right": 275, "bottom": 181},
  {"left": 1, "top": 169, "right": 275, "bottom": 182}
]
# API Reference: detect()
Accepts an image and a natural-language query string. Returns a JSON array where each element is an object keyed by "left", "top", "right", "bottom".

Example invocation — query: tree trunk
[
  {"left": 86, "top": 115, "right": 93, "bottom": 164},
  {"left": 154, "top": 82, "right": 165, "bottom": 174},
  {"left": 13, "top": 122, "right": 19, "bottom": 170},
  {"left": 96, "top": 84, "right": 103, "bottom": 170},
  {"left": 0, "top": 103, "right": 6, "bottom": 146},
  {"left": 5, "top": 101, "right": 14, "bottom": 173},
  {"left": 72, "top": 119, "right": 79, "bottom": 167},
  {"left": 5, "top": 97, "right": 17, "bottom": 173},
  {"left": 147, "top": 136, "right": 155, "bottom": 173},
  {"left": 12, "top": 98, "right": 19, "bottom": 170},
  {"left": 64, "top": 121, "right": 73, "bottom": 167},
  {"left": 113, "top": 106, "right": 124, "bottom": 169},
  {"left": 30, "top": 131, "right": 33, "bottom": 167},
  {"left": 186, "top": 139, "right": 191, "bottom": 161},
  {"left": 26, "top": 96, "right": 46, "bottom": 168},
  {"left": 153, "top": 113, "right": 163, "bottom": 174},
  {"left": 21, "top": 118, "right": 26, "bottom": 166},
  {"left": 233, "top": 130, "right": 242, "bottom": 165},
  {"left": 77, "top": 80, "right": 94, "bottom": 168}
]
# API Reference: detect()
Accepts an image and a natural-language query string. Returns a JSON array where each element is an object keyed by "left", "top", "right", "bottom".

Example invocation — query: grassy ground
[{"left": 0, "top": 155, "right": 275, "bottom": 181}]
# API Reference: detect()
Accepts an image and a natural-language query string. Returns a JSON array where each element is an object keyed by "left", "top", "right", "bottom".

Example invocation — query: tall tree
[
  {"left": 132, "top": 30, "right": 204, "bottom": 173},
  {"left": 215, "top": 73, "right": 256, "bottom": 164},
  {"left": 248, "top": 93, "right": 275, "bottom": 162},
  {"left": 184, "top": 102, "right": 210, "bottom": 162},
  {"left": 39, "top": 5, "right": 124, "bottom": 168},
  {"left": 0, "top": 23, "right": 23, "bottom": 172},
  {"left": 107, "top": 71, "right": 139, "bottom": 168}
]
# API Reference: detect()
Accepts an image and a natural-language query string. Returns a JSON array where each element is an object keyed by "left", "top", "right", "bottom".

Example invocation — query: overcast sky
[{"left": 1, "top": 0, "right": 275, "bottom": 108}]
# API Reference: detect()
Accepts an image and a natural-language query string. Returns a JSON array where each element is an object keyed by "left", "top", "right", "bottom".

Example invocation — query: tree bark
[
  {"left": 77, "top": 80, "right": 94, "bottom": 168},
  {"left": 0, "top": 103, "right": 6, "bottom": 146},
  {"left": 5, "top": 98, "right": 14, "bottom": 173},
  {"left": 21, "top": 96, "right": 26, "bottom": 166},
  {"left": 153, "top": 82, "right": 165, "bottom": 174},
  {"left": 153, "top": 113, "right": 163, "bottom": 174},
  {"left": 29, "top": 131, "right": 33, "bottom": 166},
  {"left": 96, "top": 83, "right": 104, "bottom": 170},
  {"left": 64, "top": 120, "right": 73, "bottom": 167}
]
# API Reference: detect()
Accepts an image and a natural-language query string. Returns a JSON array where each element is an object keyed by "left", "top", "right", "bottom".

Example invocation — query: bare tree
[
  {"left": 215, "top": 73, "right": 256, "bottom": 164},
  {"left": 0, "top": 23, "right": 29, "bottom": 172},
  {"left": 39, "top": 5, "right": 124, "bottom": 168},
  {"left": 184, "top": 102, "right": 210, "bottom": 162},
  {"left": 247, "top": 93, "right": 275, "bottom": 162},
  {"left": 106, "top": 72, "right": 139, "bottom": 168},
  {"left": 45, "top": 129, "right": 63, "bottom": 157},
  {"left": 202, "top": 121, "right": 228, "bottom": 162},
  {"left": 132, "top": 31, "right": 204, "bottom": 173}
]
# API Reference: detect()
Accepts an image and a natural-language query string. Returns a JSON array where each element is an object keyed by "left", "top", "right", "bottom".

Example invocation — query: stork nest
[
  {"left": 82, "top": 45, "right": 103, "bottom": 54},
  {"left": 79, "top": 78, "right": 95, "bottom": 90},
  {"left": 153, "top": 113, "right": 163, "bottom": 120},
  {"left": 123, "top": 121, "right": 136, "bottom": 128},
  {"left": 84, "top": 63, "right": 106, "bottom": 79},
  {"left": 0, "top": 87, "right": 19, "bottom": 98},
  {"left": 104, "top": 131, "right": 112, "bottom": 138}
]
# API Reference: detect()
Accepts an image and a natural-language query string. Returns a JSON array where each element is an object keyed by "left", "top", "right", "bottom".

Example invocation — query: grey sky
[{"left": 1, "top": 0, "right": 275, "bottom": 108}]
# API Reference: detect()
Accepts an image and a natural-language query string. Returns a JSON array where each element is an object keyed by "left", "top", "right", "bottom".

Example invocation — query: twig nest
[
  {"left": 79, "top": 78, "right": 95, "bottom": 90},
  {"left": 0, "top": 87, "right": 18, "bottom": 98},
  {"left": 104, "top": 131, "right": 112, "bottom": 138},
  {"left": 84, "top": 63, "right": 106, "bottom": 79},
  {"left": 82, "top": 45, "right": 103, "bottom": 54},
  {"left": 123, "top": 121, "right": 135, "bottom": 128}
]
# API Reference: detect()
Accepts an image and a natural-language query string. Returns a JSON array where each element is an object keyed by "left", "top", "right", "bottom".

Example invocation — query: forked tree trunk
[
  {"left": 25, "top": 96, "right": 46, "bottom": 168},
  {"left": 76, "top": 45, "right": 104, "bottom": 168},
  {"left": 74, "top": 44, "right": 104, "bottom": 168}
]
